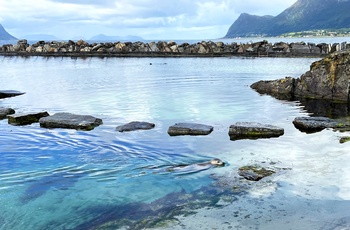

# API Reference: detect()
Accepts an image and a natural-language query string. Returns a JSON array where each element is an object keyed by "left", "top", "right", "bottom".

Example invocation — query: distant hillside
[
  {"left": 90, "top": 34, "right": 144, "bottom": 41},
  {"left": 0, "top": 24, "right": 17, "bottom": 40},
  {"left": 225, "top": 0, "right": 350, "bottom": 38},
  {"left": 21, "top": 34, "right": 59, "bottom": 41}
]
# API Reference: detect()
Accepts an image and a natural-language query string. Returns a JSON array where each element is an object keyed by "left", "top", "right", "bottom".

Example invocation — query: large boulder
[
  {"left": 251, "top": 50, "right": 350, "bottom": 102},
  {"left": 167, "top": 123, "right": 214, "bottom": 136},
  {"left": 116, "top": 121, "right": 155, "bottom": 132},
  {"left": 0, "top": 90, "right": 25, "bottom": 99},
  {"left": 39, "top": 112, "right": 102, "bottom": 131},
  {"left": 0, "top": 108, "right": 15, "bottom": 119},
  {"left": 8, "top": 111, "right": 49, "bottom": 125},
  {"left": 229, "top": 122, "right": 284, "bottom": 140}
]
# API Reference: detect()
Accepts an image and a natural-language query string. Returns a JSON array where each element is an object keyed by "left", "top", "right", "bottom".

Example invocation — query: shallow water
[{"left": 0, "top": 56, "right": 349, "bottom": 229}]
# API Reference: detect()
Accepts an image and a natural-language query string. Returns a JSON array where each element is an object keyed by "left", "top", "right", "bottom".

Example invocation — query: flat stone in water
[
  {"left": 116, "top": 121, "right": 155, "bottom": 132},
  {"left": 8, "top": 111, "right": 50, "bottom": 126},
  {"left": 0, "top": 107, "right": 15, "bottom": 120},
  {"left": 292, "top": 116, "right": 347, "bottom": 133},
  {"left": 39, "top": 112, "right": 103, "bottom": 131},
  {"left": 229, "top": 122, "right": 284, "bottom": 140},
  {"left": 167, "top": 123, "right": 214, "bottom": 136},
  {"left": 0, "top": 90, "right": 25, "bottom": 99}
]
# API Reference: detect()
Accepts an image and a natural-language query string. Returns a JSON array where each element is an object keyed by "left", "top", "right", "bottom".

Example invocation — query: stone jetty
[{"left": 1, "top": 39, "right": 349, "bottom": 58}]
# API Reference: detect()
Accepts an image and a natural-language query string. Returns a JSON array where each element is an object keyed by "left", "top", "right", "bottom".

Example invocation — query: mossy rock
[{"left": 339, "top": 136, "right": 350, "bottom": 144}]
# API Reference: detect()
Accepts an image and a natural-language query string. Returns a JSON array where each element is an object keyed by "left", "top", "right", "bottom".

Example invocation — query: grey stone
[
  {"left": 8, "top": 111, "right": 49, "bottom": 126},
  {"left": 168, "top": 123, "right": 214, "bottom": 136},
  {"left": 0, "top": 107, "right": 15, "bottom": 119},
  {"left": 0, "top": 90, "right": 25, "bottom": 99},
  {"left": 229, "top": 122, "right": 284, "bottom": 140},
  {"left": 116, "top": 121, "right": 155, "bottom": 132},
  {"left": 250, "top": 77, "right": 295, "bottom": 100},
  {"left": 39, "top": 112, "right": 102, "bottom": 131},
  {"left": 292, "top": 117, "right": 349, "bottom": 132}
]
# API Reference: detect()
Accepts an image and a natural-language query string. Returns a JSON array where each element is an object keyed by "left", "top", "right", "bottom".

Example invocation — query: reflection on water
[
  {"left": 0, "top": 56, "right": 350, "bottom": 229},
  {"left": 298, "top": 97, "right": 350, "bottom": 118}
]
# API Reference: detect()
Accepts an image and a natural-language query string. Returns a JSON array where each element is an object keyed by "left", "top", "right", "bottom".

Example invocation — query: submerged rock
[
  {"left": 167, "top": 123, "right": 214, "bottom": 136},
  {"left": 229, "top": 122, "right": 284, "bottom": 140},
  {"left": 8, "top": 111, "right": 49, "bottom": 125},
  {"left": 0, "top": 90, "right": 25, "bottom": 99},
  {"left": 292, "top": 116, "right": 350, "bottom": 133},
  {"left": 238, "top": 165, "right": 275, "bottom": 181},
  {"left": 116, "top": 121, "right": 155, "bottom": 132},
  {"left": 0, "top": 107, "right": 15, "bottom": 119},
  {"left": 39, "top": 112, "right": 102, "bottom": 131}
]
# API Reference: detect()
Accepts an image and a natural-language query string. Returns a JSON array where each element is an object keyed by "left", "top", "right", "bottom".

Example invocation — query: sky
[{"left": 0, "top": 0, "right": 297, "bottom": 40}]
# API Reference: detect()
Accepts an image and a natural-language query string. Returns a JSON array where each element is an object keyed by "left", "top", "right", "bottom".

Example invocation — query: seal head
[{"left": 210, "top": 158, "right": 225, "bottom": 166}]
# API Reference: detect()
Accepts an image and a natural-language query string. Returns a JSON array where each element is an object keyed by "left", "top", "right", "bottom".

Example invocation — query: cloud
[{"left": 0, "top": 0, "right": 297, "bottom": 40}]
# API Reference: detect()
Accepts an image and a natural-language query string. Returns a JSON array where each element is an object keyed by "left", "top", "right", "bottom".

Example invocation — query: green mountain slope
[
  {"left": 0, "top": 24, "right": 17, "bottom": 40},
  {"left": 225, "top": 0, "right": 350, "bottom": 37}
]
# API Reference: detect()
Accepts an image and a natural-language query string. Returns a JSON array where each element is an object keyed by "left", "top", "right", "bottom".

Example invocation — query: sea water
[{"left": 0, "top": 55, "right": 349, "bottom": 229}]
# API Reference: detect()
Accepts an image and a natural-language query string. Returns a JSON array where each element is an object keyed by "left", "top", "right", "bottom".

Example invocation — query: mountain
[
  {"left": 0, "top": 24, "right": 17, "bottom": 40},
  {"left": 90, "top": 34, "right": 144, "bottom": 41},
  {"left": 225, "top": 0, "right": 350, "bottom": 38},
  {"left": 21, "top": 34, "right": 60, "bottom": 41}
]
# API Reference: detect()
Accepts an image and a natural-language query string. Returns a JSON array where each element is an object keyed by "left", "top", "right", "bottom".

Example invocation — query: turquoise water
[{"left": 1, "top": 56, "right": 350, "bottom": 229}]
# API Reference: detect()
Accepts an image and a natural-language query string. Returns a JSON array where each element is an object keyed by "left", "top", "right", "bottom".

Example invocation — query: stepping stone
[
  {"left": 229, "top": 122, "right": 284, "bottom": 140},
  {"left": 0, "top": 90, "right": 25, "bottom": 99},
  {"left": 293, "top": 117, "right": 349, "bottom": 133},
  {"left": 116, "top": 121, "right": 155, "bottom": 132},
  {"left": 8, "top": 111, "right": 49, "bottom": 125},
  {"left": 0, "top": 107, "right": 15, "bottom": 120},
  {"left": 39, "top": 112, "right": 103, "bottom": 131},
  {"left": 167, "top": 123, "right": 214, "bottom": 136}
]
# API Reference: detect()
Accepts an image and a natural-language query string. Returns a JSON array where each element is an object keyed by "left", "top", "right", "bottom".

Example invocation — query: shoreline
[{"left": 1, "top": 39, "right": 348, "bottom": 58}]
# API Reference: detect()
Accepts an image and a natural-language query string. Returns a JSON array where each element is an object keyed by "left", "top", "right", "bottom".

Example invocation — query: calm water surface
[{"left": 0, "top": 56, "right": 349, "bottom": 229}]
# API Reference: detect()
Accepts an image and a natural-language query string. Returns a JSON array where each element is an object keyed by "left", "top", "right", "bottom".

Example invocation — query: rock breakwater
[{"left": 1, "top": 39, "right": 349, "bottom": 57}]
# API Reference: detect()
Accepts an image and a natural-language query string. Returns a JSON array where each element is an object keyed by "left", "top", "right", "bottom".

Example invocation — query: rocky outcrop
[
  {"left": 0, "top": 90, "right": 25, "bottom": 99},
  {"left": 0, "top": 108, "right": 15, "bottom": 119},
  {"left": 228, "top": 122, "right": 284, "bottom": 140},
  {"left": 116, "top": 121, "right": 155, "bottom": 132},
  {"left": 0, "top": 39, "right": 347, "bottom": 58},
  {"left": 39, "top": 112, "right": 102, "bottom": 131},
  {"left": 8, "top": 111, "right": 49, "bottom": 125},
  {"left": 167, "top": 123, "right": 214, "bottom": 136},
  {"left": 251, "top": 50, "right": 350, "bottom": 102}
]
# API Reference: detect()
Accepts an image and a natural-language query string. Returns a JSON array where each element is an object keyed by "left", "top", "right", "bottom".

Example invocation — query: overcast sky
[{"left": 0, "top": 0, "right": 297, "bottom": 40}]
